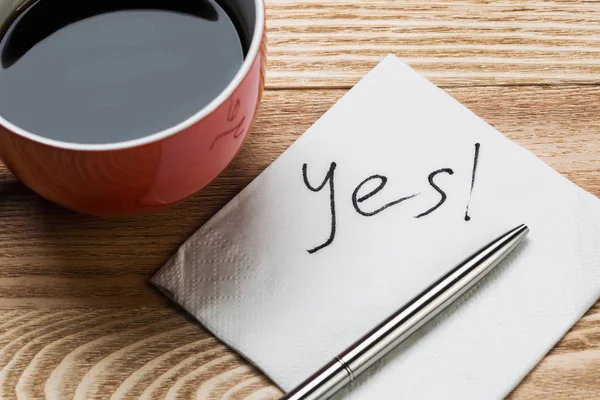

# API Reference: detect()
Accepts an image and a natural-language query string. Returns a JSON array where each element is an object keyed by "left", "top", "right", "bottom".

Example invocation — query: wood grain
[
  {"left": 1, "top": 0, "right": 600, "bottom": 398},
  {"left": 1, "top": 85, "right": 599, "bottom": 398},
  {"left": 264, "top": 0, "right": 600, "bottom": 88}
]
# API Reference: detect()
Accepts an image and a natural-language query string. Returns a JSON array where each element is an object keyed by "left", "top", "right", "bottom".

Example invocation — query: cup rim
[{"left": 0, "top": 0, "right": 265, "bottom": 152}]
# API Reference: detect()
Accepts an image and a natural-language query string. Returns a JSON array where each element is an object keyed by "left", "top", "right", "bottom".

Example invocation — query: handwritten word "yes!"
[{"left": 302, "top": 143, "right": 481, "bottom": 254}]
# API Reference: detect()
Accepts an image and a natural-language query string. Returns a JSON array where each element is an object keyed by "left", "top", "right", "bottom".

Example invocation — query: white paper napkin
[{"left": 151, "top": 55, "right": 600, "bottom": 399}]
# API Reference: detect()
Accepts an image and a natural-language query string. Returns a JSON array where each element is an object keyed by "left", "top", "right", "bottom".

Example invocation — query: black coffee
[{"left": 0, "top": 0, "right": 247, "bottom": 144}]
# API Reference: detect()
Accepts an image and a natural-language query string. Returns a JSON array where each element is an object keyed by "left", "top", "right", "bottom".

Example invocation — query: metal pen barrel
[{"left": 282, "top": 224, "right": 529, "bottom": 400}]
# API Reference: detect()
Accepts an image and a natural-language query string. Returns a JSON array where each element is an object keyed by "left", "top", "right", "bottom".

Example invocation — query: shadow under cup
[{"left": 0, "top": 0, "right": 267, "bottom": 216}]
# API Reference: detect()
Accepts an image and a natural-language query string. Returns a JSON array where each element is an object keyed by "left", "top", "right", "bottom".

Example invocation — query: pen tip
[{"left": 510, "top": 224, "right": 529, "bottom": 244}]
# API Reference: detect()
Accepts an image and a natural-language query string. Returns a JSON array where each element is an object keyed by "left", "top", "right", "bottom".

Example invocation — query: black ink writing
[
  {"left": 464, "top": 143, "right": 481, "bottom": 221},
  {"left": 302, "top": 162, "right": 337, "bottom": 254},
  {"left": 352, "top": 175, "right": 418, "bottom": 217},
  {"left": 302, "top": 142, "right": 482, "bottom": 254},
  {"left": 415, "top": 168, "right": 454, "bottom": 218}
]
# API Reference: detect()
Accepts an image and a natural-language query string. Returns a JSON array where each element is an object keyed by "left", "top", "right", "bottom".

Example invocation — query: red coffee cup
[{"left": 0, "top": 0, "right": 266, "bottom": 215}]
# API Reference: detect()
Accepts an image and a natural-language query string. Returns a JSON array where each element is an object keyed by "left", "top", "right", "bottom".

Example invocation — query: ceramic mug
[{"left": 0, "top": 0, "right": 266, "bottom": 215}]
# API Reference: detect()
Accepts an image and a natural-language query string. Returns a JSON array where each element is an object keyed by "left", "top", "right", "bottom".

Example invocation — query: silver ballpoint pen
[{"left": 282, "top": 224, "right": 529, "bottom": 400}]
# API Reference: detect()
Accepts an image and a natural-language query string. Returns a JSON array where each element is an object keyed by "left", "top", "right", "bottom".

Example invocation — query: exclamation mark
[{"left": 464, "top": 143, "right": 481, "bottom": 221}]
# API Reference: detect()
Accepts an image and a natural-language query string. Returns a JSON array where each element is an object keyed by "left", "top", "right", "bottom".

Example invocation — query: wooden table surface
[{"left": 1, "top": 1, "right": 599, "bottom": 399}]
